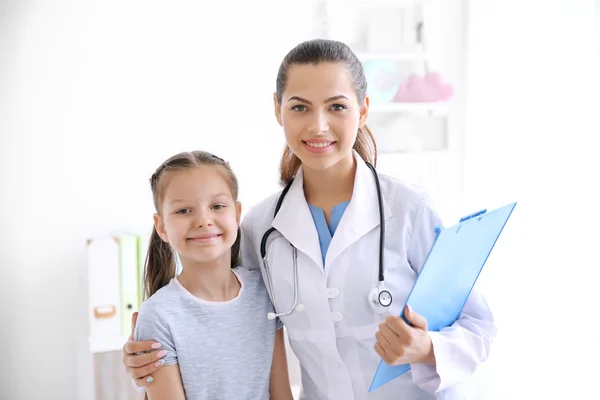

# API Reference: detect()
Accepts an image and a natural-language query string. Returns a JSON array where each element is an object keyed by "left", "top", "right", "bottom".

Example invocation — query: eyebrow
[
  {"left": 167, "top": 193, "right": 231, "bottom": 205},
  {"left": 287, "top": 95, "right": 349, "bottom": 105}
]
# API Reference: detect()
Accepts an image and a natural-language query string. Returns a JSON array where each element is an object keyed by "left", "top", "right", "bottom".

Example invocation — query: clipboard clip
[
  {"left": 433, "top": 208, "right": 489, "bottom": 237},
  {"left": 459, "top": 209, "right": 487, "bottom": 223}
]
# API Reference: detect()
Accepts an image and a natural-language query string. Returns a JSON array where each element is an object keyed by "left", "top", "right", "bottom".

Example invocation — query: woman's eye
[
  {"left": 331, "top": 104, "right": 346, "bottom": 111},
  {"left": 292, "top": 105, "right": 307, "bottom": 112}
]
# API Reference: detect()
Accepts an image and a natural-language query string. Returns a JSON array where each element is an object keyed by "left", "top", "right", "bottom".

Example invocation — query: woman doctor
[{"left": 122, "top": 39, "right": 496, "bottom": 400}]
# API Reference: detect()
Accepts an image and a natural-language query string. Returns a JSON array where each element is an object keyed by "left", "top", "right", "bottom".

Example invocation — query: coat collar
[
  {"left": 324, "top": 151, "right": 392, "bottom": 270},
  {"left": 271, "top": 162, "right": 323, "bottom": 269},
  {"left": 271, "top": 150, "right": 392, "bottom": 271}
]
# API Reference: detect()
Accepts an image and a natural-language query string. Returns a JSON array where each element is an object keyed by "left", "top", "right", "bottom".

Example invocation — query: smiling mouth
[
  {"left": 302, "top": 140, "right": 336, "bottom": 148},
  {"left": 187, "top": 234, "right": 222, "bottom": 243}
]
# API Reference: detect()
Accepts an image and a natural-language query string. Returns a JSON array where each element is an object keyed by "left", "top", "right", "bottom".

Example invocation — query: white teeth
[{"left": 306, "top": 142, "right": 332, "bottom": 148}]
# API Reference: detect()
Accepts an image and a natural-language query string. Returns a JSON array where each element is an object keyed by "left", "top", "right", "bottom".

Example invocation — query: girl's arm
[
  {"left": 134, "top": 302, "right": 186, "bottom": 399},
  {"left": 145, "top": 365, "right": 186, "bottom": 400},
  {"left": 269, "top": 328, "right": 294, "bottom": 400}
]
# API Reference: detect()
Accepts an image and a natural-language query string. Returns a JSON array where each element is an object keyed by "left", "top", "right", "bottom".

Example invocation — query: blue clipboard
[{"left": 369, "top": 201, "right": 517, "bottom": 392}]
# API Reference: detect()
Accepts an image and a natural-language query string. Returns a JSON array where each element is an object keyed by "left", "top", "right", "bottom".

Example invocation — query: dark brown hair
[
  {"left": 275, "top": 38, "right": 378, "bottom": 186},
  {"left": 143, "top": 150, "right": 241, "bottom": 300}
]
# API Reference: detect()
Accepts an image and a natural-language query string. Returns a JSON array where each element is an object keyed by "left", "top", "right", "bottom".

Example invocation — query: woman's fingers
[
  {"left": 123, "top": 339, "right": 162, "bottom": 356},
  {"left": 127, "top": 353, "right": 166, "bottom": 379},
  {"left": 134, "top": 375, "right": 154, "bottom": 387},
  {"left": 125, "top": 348, "right": 167, "bottom": 369}
]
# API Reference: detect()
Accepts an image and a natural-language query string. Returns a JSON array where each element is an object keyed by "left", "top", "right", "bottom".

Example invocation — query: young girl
[
  {"left": 124, "top": 39, "right": 496, "bottom": 400},
  {"left": 133, "top": 150, "right": 293, "bottom": 400}
]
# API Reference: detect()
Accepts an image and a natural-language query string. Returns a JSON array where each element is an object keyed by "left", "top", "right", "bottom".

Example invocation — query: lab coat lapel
[
  {"left": 271, "top": 167, "right": 324, "bottom": 270},
  {"left": 324, "top": 151, "right": 392, "bottom": 272}
]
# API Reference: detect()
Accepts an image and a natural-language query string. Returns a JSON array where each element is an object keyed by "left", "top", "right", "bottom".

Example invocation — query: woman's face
[{"left": 274, "top": 62, "right": 369, "bottom": 173}]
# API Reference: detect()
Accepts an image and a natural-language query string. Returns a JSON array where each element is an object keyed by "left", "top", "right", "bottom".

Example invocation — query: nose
[
  {"left": 306, "top": 111, "right": 329, "bottom": 134},
  {"left": 194, "top": 209, "right": 213, "bottom": 227}
]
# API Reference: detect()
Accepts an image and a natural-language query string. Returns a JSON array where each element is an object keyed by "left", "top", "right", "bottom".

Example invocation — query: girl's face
[
  {"left": 154, "top": 165, "right": 241, "bottom": 268},
  {"left": 274, "top": 62, "right": 369, "bottom": 173}
]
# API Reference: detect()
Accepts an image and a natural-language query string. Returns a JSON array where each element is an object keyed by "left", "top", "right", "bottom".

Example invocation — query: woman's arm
[
  {"left": 269, "top": 328, "right": 294, "bottom": 400},
  {"left": 407, "top": 194, "right": 497, "bottom": 393},
  {"left": 131, "top": 302, "right": 183, "bottom": 396},
  {"left": 145, "top": 365, "right": 186, "bottom": 400},
  {"left": 122, "top": 313, "right": 166, "bottom": 389}
]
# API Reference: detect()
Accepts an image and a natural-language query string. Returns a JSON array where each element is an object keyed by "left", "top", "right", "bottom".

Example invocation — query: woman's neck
[
  {"left": 177, "top": 257, "right": 239, "bottom": 302},
  {"left": 302, "top": 153, "right": 356, "bottom": 209}
]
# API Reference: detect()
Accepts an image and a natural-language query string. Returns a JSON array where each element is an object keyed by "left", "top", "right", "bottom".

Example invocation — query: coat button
[
  {"left": 327, "top": 288, "right": 340, "bottom": 298},
  {"left": 332, "top": 312, "right": 344, "bottom": 322}
]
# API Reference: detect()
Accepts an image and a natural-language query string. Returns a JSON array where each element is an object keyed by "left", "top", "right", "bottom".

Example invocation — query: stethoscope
[{"left": 260, "top": 162, "right": 392, "bottom": 321}]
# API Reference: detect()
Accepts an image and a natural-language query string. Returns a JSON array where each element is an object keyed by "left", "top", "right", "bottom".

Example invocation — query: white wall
[
  {"left": 8, "top": 0, "right": 591, "bottom": 399},
  {"left": 0, "top": 1, "right": 321, "bottom": 398},
  {"left": 464, "top": 0, "right": 600, "bottom": 398}
]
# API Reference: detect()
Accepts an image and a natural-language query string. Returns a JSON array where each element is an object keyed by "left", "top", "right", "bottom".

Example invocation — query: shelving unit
[
  {"left": 316, "top": 0, "right": 467, "bottom": 222},
  {"left": 87, "top": 333, "right": 131, "bottom": 354},
  {"left": 316, "top": 0, "right": 453, "bottom": 151},
  {"left": 369, "top": 101, "right": 450, "bottom": 114},
  {"left": 77, "top": 331, "right": 144, "bottom": 400},
  {"left": 355, "top": 51, "right": 430, "bottom": 62},
  {"left": 76, "top": 234, "right": 147, "bottom": 400}
]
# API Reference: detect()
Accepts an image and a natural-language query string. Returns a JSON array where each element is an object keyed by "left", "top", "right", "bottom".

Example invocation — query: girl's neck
[
  {"left": 302, "top": 152, "right": 356, "bottom": 208},
  {"left": 177, "top": 257, "right": 240, "bottom": 302}
]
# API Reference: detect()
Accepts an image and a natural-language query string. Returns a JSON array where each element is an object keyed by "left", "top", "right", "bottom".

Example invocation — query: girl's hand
[
  {"left": 122, "top": 313, "right": 167, "bottom": 387},
  {"left": 374, "top": 305, "right": 436, "bottom": 367}
]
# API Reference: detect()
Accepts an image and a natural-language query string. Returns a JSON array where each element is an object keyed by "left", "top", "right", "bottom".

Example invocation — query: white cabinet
[
  {"left": 76, "top": 343, "right": 145, "bottom": 400},
  {"left": 77, "top": 235, "right": 146, "bottom": 400}
]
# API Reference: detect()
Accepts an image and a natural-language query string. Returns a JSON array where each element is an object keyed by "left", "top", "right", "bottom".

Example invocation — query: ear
[
  {"left": 235, "top": 201, "right": 243, "bottom": 225},
  {"left": 273, "top": 93, "right": 283, "bottom": 126},
  {"left": 359, "top": 95, "right": 370, "bottom": 128},
  {"left": 153, "top": 213, "right": 169, "bottom": 243}
]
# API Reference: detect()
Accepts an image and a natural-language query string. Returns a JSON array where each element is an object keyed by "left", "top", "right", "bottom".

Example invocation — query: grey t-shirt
[{"left": 134, "top": 267, "right": 281, "bottom": 400}]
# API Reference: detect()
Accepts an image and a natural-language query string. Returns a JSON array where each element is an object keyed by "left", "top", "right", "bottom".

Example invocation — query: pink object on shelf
[{"left": 392, "top": 72, "right": 454, "bottom": 103}]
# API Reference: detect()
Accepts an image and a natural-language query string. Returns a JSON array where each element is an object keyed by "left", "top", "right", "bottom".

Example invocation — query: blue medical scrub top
[{"left": 308, "top": 201, "right": 350, "bottom": 264}]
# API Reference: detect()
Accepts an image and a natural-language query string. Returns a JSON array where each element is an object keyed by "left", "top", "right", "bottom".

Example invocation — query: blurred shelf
[
  {"left": 88, "top": 333, "right": 130, "bottom": 354},
  {"left": 376, "top": 150, "right": 453, "bottom": 191},
  {"left": 357, "top": 52, "right": 429, "bottom": 62},
  {"left": 323, "top": 0, "right": 423, "bottom": 5},
  {"left": 378, "top": 148, "right": 451, "bottom": 159},
  {"left": 370, "top": 102, "right": 451, "bottom": 114}
]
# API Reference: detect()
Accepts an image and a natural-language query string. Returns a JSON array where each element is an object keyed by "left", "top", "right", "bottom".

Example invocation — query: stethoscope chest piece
[{"left": 368, "top": 284, "right": 393, "bottom": 313}]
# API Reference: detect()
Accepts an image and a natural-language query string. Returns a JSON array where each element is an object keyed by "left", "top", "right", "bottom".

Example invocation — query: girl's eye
[
  {"left": 331, "top": 104, "right": 347, "bottom": 111},
  {"left": 212, "top": 204, "right": 226, "bottom": 210},
  {"left": 291, "top": 105, "right": 307, "bottom": 112},
  {"left": 176, "top": 209, "right": 191, "bottom": 214}
]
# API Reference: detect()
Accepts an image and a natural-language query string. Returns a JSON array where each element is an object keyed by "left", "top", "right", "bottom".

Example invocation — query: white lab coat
[{"left": 240, "top": 151, "right": 497, "bottom": 400}]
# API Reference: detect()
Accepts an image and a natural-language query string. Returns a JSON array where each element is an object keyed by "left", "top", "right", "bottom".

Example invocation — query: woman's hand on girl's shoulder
[{"left": 122, "top": 312, "right": 167, "bottom": 387}]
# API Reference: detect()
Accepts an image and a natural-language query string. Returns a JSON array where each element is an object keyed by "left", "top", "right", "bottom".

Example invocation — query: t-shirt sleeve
[{"left": 133, "top": 302, "right": 178, "bottom": 365}]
